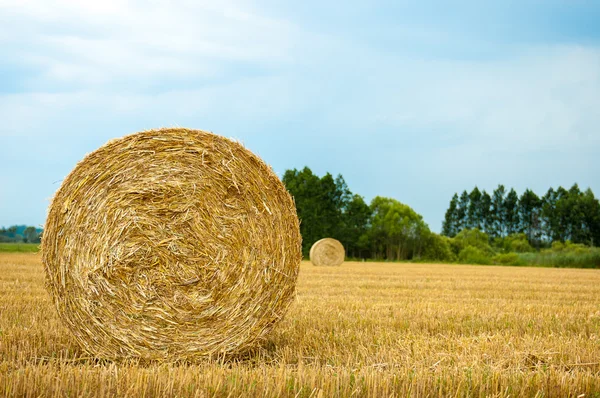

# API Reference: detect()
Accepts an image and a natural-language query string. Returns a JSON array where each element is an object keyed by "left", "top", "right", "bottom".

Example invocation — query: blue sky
[{"left": 1, "top": 0, "right": 599, "bottom": 232}]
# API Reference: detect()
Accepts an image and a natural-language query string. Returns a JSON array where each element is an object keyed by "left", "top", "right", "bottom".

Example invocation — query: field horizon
[{"left": 2, "top": 253, "right": 600, "bottom": 396}]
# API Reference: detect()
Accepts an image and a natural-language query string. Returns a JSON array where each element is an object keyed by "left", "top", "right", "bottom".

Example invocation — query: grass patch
[
  {"left": 0, "top": 243, "right": 40, "bottom": 253},
  {"left": 519, "top": 249, "right": 600, "bottom": 269}
]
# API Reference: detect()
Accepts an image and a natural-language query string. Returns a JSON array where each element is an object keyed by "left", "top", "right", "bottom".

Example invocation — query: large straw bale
[
  {"left": 309, "top": 238, "right": 345, "bottom": 266},
  {"left": 41, "top": 128, "right": 302, "bottom": 361}
]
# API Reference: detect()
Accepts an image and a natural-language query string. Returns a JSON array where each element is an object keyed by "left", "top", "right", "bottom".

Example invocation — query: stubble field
[{"left": 1, "top": 252, "right": 600, "bottom": 397}]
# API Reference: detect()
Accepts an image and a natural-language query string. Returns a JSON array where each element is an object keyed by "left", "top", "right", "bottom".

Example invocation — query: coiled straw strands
[
  {"left": 41, "top": 128, "right": 302, "bottom": 361},
  {"left": 309, "top": 238, "right": 345, "bottom": 266}
]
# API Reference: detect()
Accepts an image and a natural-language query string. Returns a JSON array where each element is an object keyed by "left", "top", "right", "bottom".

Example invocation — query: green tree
[
  {"left": 541, "top": 187, "right": 559, "bottom": 243},
  {"left": 467, "top": 187, "right": 482, "bottom": 230},
  {"left": 457, "top": 190, "right": 469, "bottom": 232},
  {"left": 422, "top": 233, "right": 456, "bottom": 262},
  {"left": 441, "top": 193, "right": 459, "bottom": 237},
  {"left": 318, "top": 172, "right": 347, "bottom": 237},
  {"left": 490, "top": 185, "right": 506, "bottom": 238},
  {"left": 283, "top": 167, "right": 354, "bottom": 256},
  {"left": 493, "top": 233, "right": 534, "bottom": 253},
  {"left": 340, "top": 194, "right": 372, "bottom": 258},
  {"left": 23, "top": 226, "right": 39, "bottom": 244},
  {"left": 581, "top": 188, "right": 600, "bottom": 247},
  {"left": 518, "top": 189, "right": 541, "bottom": 246},
  {"left": 567, "top": 184, "right": 587, "bottom": 244},
  {"left": 452, "top": 228, "right": 493, "bottom": 254},
  {"left": 553, "top": 186, "right": 571, "bottom": 242},
  {"left": 7, "top": 226, "right": 17, "bottom": 238},
  {"left": 504, "top": 188, "right": 520, "bottom": 236},
  {"left": 369, "top": 196, "right": 430, "bottom": 261},
  {"left": 480, "top": 191, "right": 493, "bottom": 235}
]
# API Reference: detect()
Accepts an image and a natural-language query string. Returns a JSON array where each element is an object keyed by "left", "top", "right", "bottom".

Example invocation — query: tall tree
[
  {"left": 504, "top": 188, "right": 520, "bottom": 235},
  {"left": 457, "top": 190, "right": 469, "bottom": 232},
  {"left": 23, "top": 226, "right": 39, "bottom": 244},
  {"left": 339, "top": 194, "right": 372, "bottom": 258},
  {"left": 318, "top": 172, "right": 346, "bottom": 237},
  {"left": 283, "top": 167, "right": 349, "bottom": 255},
  {"left": 490, "top": 185, "right": 506, "bottom": 238},
  {"left": 541, "top": 187, "right": 559, "bottom": 243},
  {"left": 7, "top": 226, "right": 17, "bottom": 238},
  {"left": 553, "top": 186, "right": 571, "bottom": 242},
  {"left": 467, "top": 187, "right": 482, "bottom": 230},
  {"left": 480, "top": 191, "right": 493, "bottom": 234},
  {"left": 566, "top": 184, "right": 588, "bottom": 244},
  {"left": 442, "top": 193, "right": 460, "bottom": 237},
  {"left": 581, "top": 188, "right": 600, "bottom": 247},
  {"left": 518, "top": 189, "right": 541, "bottom": 246}
]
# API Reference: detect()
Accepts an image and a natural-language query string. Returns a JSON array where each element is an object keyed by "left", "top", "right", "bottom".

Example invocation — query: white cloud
[
  {"left": 0, "top": 0, "right": 300, "bottom": 88},
  {"left": 322, "top": 44, "right": 600, "bottom": 152}
]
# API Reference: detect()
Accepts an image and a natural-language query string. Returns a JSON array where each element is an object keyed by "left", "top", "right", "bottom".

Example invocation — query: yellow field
[{"left": 2, "top": 253, "right": 600, "bottom": 397}]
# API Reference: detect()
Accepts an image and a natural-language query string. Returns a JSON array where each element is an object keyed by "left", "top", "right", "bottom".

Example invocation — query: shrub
[
  {"left": 458, "top": 246, "right": 492, "bottom": 265},
  {"left": 492, "top": 252, "right": 525, "bottom": 266},
  {"left": 493, "top": 233, "right": 534, "bottom": 253},
  {"left": 422, "top": 233, "right": 456, "bottom": 263},
  {"left": 519, "top": 245, "right": 600, "bottom": 268}
]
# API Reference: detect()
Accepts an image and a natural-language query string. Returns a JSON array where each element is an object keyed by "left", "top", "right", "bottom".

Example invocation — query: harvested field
[{"left": 2, "top": 252, "right": 600, "bottom": 397}]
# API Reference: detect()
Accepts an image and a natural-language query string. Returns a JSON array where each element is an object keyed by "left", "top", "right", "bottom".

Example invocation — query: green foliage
[
  {"left": 369, "top": 196, "right": 429, "bottom": 261},
  {"left": 0, "top": 225, "right": 42, "bottom": 244},
  {"left": 456, "top": 191, "right": 469, "bottom": 231},
  {"left": 443, "top": 184, "right": 600, "bottom": 250},
  {"left": 516, "top": 241, "right": 600, "bottom": 268},
  {"left": 283, "top": 168, "right": 600, "bottom": 269},
  {"left": 503, "top": 188, "right": 520, "bottom": 235},
  {"left": 23, "top": 226, "right": 41, "bottom": 244},
  {"left": 441, "top": 193, "right": 459, "bottom": 238},
  {"left": 493, "top": 233, "right": 534, "bottom": 253},
  {"left": 422, "top": 233, "right": 456, "bottom": 263},
  {"left": 458, "top": 246, "right": 491, "bottom": 265},
  {"left": 466, "top": 187, "right": 482, "bottom": 230},
  {"left": 491, "top": 252, "right": 525, "bottom": 266},
  {"left": 451, "top": 228, "right": 493, "bottom": 255},
  {"left": 339, "top": 194, "right": 372, "bottom": 259},
  {"left": 283, "top": 167, "right": 351, "bottom": 256},
  {"left": 480, "top": 191, "right": 493, "bottom": 235},
  {"left": 490, "top": 185, "right": 506, "bottom": 239},
  {"left": 518, "top": 189, "right": 541, "bottom": 246}
]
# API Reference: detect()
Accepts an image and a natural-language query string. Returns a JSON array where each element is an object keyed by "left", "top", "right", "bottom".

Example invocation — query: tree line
[
  {"left": 0, "top": 225, "right": 42, "bottom": 243},
  {"left": 441, "top": 184, "right": 600, "bottom": 247},
  {"left": 283, "top": 167, "right": 434, "bottom": 261},
  {"left": 283, "top": 167, "right": 600, "bottom": 266}
]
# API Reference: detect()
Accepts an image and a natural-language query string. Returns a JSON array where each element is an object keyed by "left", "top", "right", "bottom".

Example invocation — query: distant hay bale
[
  {"left": 309, "top": 238, "right": 345, "bottom": 266},
  {"left": 41, "top": 128, "right": 302, "bottom": 361}
]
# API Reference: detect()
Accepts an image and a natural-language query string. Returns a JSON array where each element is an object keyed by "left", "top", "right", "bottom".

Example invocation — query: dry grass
[
  {"left": 309, "top": 238, "right": 345, "bottom": 267},
  {"left": 41, "top": 128, "right": 301, "bottom": 361},
  {"left": 2, "top": 252, "right": 600, "bottom": 397}
]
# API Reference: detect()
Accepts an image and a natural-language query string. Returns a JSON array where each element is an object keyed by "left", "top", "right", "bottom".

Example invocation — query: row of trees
[
  {"left": 283, "top": 167, "right": 431, "bottom": 261},
  {"left": 0, "top": 225, "right": 42, "bottom": 243},
  {"left": 441, "top": 184, "right": 600, "bottom": 247},
  {"left": 284, "top": 168, "right": 600, "bottom": 264}
]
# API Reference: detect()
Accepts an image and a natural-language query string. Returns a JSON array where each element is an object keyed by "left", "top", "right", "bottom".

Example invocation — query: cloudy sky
[{"left": 1, "top": 0, "right": 599, "bottom": 232}]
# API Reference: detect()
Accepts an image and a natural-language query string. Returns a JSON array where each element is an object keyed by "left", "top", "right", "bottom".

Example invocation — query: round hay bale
[
  {"left": 41, "top": 128, "right": 302, "bottom": 361},
  {"left": 309, "top": 238, "right": 345, "bottom": 266}
]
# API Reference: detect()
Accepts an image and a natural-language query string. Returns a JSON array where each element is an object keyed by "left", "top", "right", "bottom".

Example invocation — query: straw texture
[
  {"left": 309, "top": 238, "right": 345, "bottom": 267},
  {"left": 41, "top": 128, "right": 302, "bottom": 361}
]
